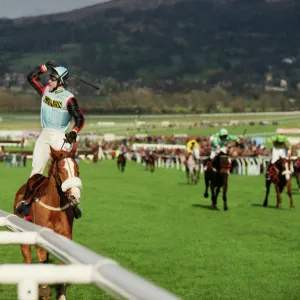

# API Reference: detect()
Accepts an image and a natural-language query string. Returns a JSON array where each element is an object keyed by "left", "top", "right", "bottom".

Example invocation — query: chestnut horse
[
  {"left": 203, "top": 152, "right": 230, "bottom": 211},
  {"left": 145, "top": 153, "right": 156, "bottom": 173},
  {"left": 14, "top": 144, "right": 82, "bottom": 300},
  {"left": 117, "top": 153, "right": 126, "bottom": 172},
  {"left": 263, "top": 157, "right": 294, "bottom": 209},
  {"left": 293, "top": 157, "right": 300, "bottom": 191}
]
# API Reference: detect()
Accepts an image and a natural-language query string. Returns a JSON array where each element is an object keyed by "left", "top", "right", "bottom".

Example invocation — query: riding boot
[
  {"left": 16, "top": 178, "right": 31, "bottom": 215},
  {"left": 204, "top": 158, "right": 212, "bottom": 171},
  {"left": 73, "top": 206, "right": 82, "bottom": 219}
]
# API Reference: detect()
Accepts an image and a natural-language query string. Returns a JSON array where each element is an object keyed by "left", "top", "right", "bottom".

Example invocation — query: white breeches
[
  {"left": 210, "top": 149, "right": 217, "bottom": 160},
  {"left": 271, "top": 148, "right": 286, "bottom": 164},
  {"left": 210, "top": 146, "right": 227, "bottom": 159},
  {"left": 30, "top": 128, "right": 72, "bottom": 177}
]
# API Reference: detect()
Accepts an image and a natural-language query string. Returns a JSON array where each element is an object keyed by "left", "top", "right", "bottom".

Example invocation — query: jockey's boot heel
[
  {"left": 73, "top": 206, "right": 82, "bottom": 219},
  {"left": 16, "top": 179, "right": 31, "bottom": 215}
]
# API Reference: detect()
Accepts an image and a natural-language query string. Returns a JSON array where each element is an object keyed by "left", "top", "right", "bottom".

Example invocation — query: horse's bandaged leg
[{"left": 283, "top": 162, "right": 291, "bottom": 180}]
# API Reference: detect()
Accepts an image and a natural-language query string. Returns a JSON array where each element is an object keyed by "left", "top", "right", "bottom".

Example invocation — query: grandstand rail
[{"left": 0, "top": 209, "right": 181, "bottom": 300}]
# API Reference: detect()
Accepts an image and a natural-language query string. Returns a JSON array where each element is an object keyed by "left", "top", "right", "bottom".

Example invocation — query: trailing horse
[
  {"left": 186, "top": 147, "right": 200, "bottom": 184},
  {"left": 263, "top": 157, "right": 294, "bottom": 209},
  {"left": 145, "top": 153, "right": 156, "bottom": 173},
  {"left": 14, "top": 144, "right": 82, "bottom": 300},
  {"left": 117, "top": 153, "right": 126, "bottom": 172},
  {"left": 292, "top": 157, "right": 300, "bottom": 191},
  {"left": 203, "top": 152, "right": 230, "bottom": 211}
]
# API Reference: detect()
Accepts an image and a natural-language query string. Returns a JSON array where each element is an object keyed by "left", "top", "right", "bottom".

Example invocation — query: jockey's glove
[{"left": 65, "top": 131, "right": 77, "bottom": 144}]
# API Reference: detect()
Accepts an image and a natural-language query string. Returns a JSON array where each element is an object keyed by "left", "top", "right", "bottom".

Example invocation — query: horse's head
[
  {"left": 275, "top": 157, "right": 291, "bottom": 180},
  {"left": 49, "top": 144, "right": 82, "bottom": 207},
  {"left": 192, "top": 147, "right": 200, "bottom": 161},
  {"left": 212, "top": 153, "right": 230, "bottom": 174}
]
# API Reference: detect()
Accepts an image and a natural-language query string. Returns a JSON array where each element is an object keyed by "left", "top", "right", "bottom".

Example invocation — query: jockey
[
  {"left": 16, "top": 61, "right": 84, "bottom": 219},
  {"left": 205, "top": 128, "right": 240, "bottom": 169},
  {"left": 185, "top": 141, "right": 196, "bottom": 165},
  {"left": 262, "top": 134, "right": 291, "bottom": 180}
]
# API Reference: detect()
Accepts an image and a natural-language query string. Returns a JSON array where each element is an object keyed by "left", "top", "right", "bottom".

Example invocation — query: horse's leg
[
  {"left": 34, "top": 206, "right": 52, "bottom": 300},
  {"left": 20, "top": 244, "right": 32, "bottom": 263},
  {"left": 296, "top": 172, "right": 300, "bottom": 191},
  {"left": 35, "top": 246, "right": 52, "bottom": 300},
  {"left": 14, "top": 192, "right": 33, "bottom": 264},
  {"left": 204, "top": 171, "right": 209, "bottom": 198},
  {"left": 215, "top": 186, "right": 221, "bottom": 208},
  {"left": 186, "top": 166, "right": 190, "bottom": 184},
  {"left": 210, "top": 184, "right": 217, "bottom": 209},
  {"left": 150, "top": 163, "right": 154, "bottom": 173},
  {"left": 56, "top": 213, "right": 73, "bottom": 300},
  {"left": 274, "top": 185, "right": 283, "bottom": 210},
  {"left": 263, "top": 179, "right": 271, "bottom": 207},
  {"left": 194, "top": 169, "right": 197, "bottom": 184},
  {"left": 223, "top": 177, "right": 228, "bottom": 211},
  {"left": 286, "top": 179, "right": 295, "bottom": 209}
]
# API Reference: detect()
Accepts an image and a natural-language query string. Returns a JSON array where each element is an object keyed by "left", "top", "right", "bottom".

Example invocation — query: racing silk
[
  {"left": 27, "top": 65, "right": 84, "bottom": 133},
  {"left": 120, "top": 147, "right": 127, "bottom": 154},
  {"left": 41, "top": 87, "right": 74, "bottom": 132},
  {"left": 211, "top": 133, "right": 239, "bottom": 147},
  {"left": 265, "top": 135, "right": 291, "bottom": 149}
]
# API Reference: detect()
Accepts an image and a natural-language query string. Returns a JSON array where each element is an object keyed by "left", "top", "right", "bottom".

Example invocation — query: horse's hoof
[
  {"left": 58, "top": 295, "right": 67, "bottom": 300},
  {"left": 204, "top": 193, "right": 209, "bottom": 198},
  {"left": 224, "top": 207, "right": 228, "bottom": 211},
  {"left": 39, "top": 285, "right": 52, "bottom": 299}
]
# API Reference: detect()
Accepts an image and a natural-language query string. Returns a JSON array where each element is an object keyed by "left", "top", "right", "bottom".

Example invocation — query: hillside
[{"left": 0, "top": 0, "right": 299, "bottom": 95}]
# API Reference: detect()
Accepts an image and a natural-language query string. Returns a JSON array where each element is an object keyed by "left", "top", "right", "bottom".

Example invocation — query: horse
[
  {"left": 263, "top": 157, "right": 294, "bottom": 209},
  {"left": 185, "top": 147, "right": 200, "bottom": 184},
  {"left": 292, "top": 157, "right": 300, "bottom": 191},
  {"left": 203, "top": 152, "right": 230, "bottom": 211},
  {"left": 145, "top": 152, "right": 156, "bottom": 173},
  {"left": 14, "top": 144, "right": 82, "bottom": 300},
  {"left": 117, "top": 153, "right": 126, "bottom": 172}
]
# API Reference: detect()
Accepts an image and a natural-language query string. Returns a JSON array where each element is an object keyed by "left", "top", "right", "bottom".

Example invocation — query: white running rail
[{"left": 0, "top": 209, "right": 181, "bottom": 300}]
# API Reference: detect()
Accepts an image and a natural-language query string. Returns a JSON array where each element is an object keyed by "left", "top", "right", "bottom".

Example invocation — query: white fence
[
  {"left": 134, "top": 155, "right": 297, "bottom": 176},
  {"left": 0, "top": 209, "right": 181, "bottom": 300}
]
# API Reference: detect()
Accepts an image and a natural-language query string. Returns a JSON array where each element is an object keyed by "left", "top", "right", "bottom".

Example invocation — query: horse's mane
[{"left": 47, "top": 157, "right": 55, "bottom": 178}]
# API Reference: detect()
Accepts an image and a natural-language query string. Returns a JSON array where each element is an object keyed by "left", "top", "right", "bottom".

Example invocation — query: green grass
[{"left": 0, "top": 161, "right": 300, "bottom": 299}]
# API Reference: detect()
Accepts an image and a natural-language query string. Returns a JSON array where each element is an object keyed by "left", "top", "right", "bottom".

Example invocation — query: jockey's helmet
[
  {"left": 219, "top": 128, "right": 228, "bottom": 138},
  {"left": 50, "top": 66, "right": 69, "bottom": 87}
]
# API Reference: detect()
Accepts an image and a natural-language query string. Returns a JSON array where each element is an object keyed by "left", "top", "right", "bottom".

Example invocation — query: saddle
[{"left": 24, "top": 174, "right": 48, "bottom": 205}]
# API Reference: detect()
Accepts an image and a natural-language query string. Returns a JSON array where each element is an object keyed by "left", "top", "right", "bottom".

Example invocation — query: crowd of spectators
[{"left": 78, "top": 134, "right": 277, "bottom": 159}]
